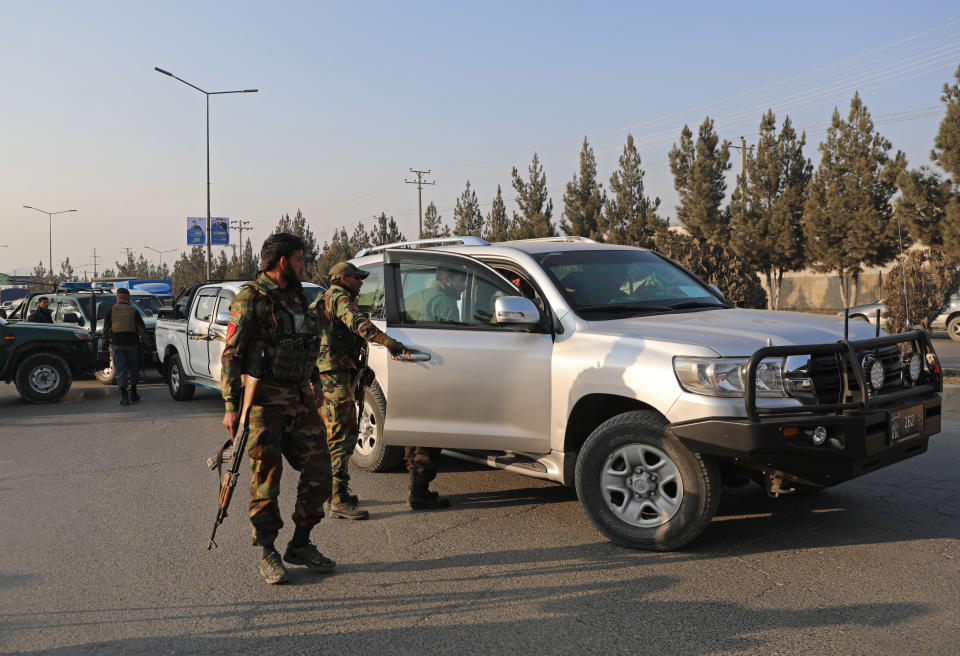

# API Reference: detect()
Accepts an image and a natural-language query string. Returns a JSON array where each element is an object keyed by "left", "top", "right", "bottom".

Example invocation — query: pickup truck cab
[
  {"left": 155, "top": 280, "right": 324, "bottom": 400},
  {"left": 347, "top": 236, "right": 943, "bottom": 550},
  {"left": 0, "top": 316, "right": 100, "bottom": 402}
]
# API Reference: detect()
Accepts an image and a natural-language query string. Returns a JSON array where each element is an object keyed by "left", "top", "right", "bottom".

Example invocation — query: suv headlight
[{"left": 673, "top": 357, "right": 787, "bottom": 398}]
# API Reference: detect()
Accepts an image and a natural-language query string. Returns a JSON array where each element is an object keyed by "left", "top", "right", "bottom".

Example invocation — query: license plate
[{"left": 888, "top": 403, "right": 924, "bottom": 444}]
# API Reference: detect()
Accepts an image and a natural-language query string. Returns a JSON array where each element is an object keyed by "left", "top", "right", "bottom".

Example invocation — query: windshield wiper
[
  {"left": 667, "top": 301, "right": 726, "bottom": 310},
  {"left": 577, "top": 303, "right": 674, "bottom": 313}
]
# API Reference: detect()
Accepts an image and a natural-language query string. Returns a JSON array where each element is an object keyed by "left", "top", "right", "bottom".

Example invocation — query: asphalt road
[{"left": 1, "top": 375, "right": 958, "bottom": 655}]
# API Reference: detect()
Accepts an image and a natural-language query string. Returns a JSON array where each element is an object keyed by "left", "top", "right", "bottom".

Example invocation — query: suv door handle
[{"left": 397, "top": 349, "right": 431, "bottom": 362}]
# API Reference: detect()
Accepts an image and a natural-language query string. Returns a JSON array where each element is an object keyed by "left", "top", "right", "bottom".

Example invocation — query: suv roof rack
[
  {"left": 355, "top": 236, "right": 490, "bottom": 258},
  {"left": 512, "top": 236, "right": 599, "bottom": 244}
]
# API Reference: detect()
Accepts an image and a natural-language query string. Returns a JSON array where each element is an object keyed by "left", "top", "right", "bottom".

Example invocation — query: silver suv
[{"left": 348, "top": 237, "right": 943, "bottom": 550}]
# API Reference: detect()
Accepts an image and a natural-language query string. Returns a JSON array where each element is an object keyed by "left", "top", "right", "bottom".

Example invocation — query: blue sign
[
  {"left": 187, "top": 217, "right": 206, "bottom": 245},
  {"left": 210, "top": 217, "right": 230, "bottom": 245}
]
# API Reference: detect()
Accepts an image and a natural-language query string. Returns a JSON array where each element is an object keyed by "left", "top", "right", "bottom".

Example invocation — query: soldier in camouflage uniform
[
  {"left": 221, "top": 233, "right": 335, "bottom": 585},
  {"left": 312, "top": 261, "right": 407, "bottom": 519}
]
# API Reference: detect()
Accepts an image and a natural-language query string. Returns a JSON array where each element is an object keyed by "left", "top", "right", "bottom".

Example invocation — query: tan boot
[{"left": 329, "top": 481, "right": 369, "bottom": 520}]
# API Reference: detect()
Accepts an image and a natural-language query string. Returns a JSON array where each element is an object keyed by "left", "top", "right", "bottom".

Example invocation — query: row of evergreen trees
[{"left": 28, "top": 66, "right": 960, "bottom": 309}]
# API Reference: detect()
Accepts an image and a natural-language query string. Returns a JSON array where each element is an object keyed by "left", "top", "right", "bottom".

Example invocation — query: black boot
[
  {"left": 129, "top": 384, "right": 140, "bottom": 403},
  {"left": 408, "top": 474, "right": 449, "bottom": 510},
  {"left": 119, "top": 388, "right": 130, "bottom": 406}
]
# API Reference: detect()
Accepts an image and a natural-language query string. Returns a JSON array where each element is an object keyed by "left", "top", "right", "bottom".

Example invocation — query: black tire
[
  {"left": 948, "top": 316, "right": 960, "bottom": 343},
  {"left": 350, "top": 382, "right": 403, "bottom": 472},
  {"left": 94, "top": 349, "right": 115, "bottom": 385},
  {"left": 14, "top": 352, "right": 73, "bottom": 404},
  {"left": 166, "top": 353, "right": 195, "bottom": 401},
  {"left": 575, "top": 410, "right": 720, "bottom": 551}
]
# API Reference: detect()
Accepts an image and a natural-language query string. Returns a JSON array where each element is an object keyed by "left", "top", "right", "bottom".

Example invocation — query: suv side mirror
[
  {"left": 494, "top": 296, "right": 541, "bottom": 327},
  {"left": 215, "top": 311, "right": 230, "bottom": 326},
  {"left": 62, "top": 312, "right": 81, "bottom": 324}
]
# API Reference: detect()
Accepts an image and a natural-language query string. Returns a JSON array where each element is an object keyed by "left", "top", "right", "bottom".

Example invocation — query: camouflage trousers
[
  {"left": 317, "top": 370, "right": 360, "bottom": 485},
  {"left": 246, "top": 393, "right": 331, "bottom": 547},
  {"left": 405, "top": 446, "right": 441, "bottom": 483}
]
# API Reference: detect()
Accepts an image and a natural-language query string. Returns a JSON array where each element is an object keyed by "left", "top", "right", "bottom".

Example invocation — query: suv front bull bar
[{"left": 743, "top": 330, "right": 942, "bottom": 421}]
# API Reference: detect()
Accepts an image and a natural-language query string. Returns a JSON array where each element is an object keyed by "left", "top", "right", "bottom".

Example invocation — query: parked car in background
[
  {"left": 15, "top": 289, "right": 162, "bottom": 382},
  {"left": 0, "top": 315, "right": 102, "bottom": 402},
  {"left": 840, "top": 289, "right": 960, "bottom": 341},
  {"left": 155, "top": 280, "right": 324, "bottom": 399}
]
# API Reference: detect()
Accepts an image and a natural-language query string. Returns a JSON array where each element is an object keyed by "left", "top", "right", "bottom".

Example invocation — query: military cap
[{"left": 329, "top": 261, "right": 369, "bottom": 280}]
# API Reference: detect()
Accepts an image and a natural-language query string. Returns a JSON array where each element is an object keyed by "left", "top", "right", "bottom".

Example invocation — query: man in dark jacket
[
  {"left": 27, "top": 297, "right": 54, "bottom": 323},
  {"left": 103, "top": 289, "right": 146, "bottom": 406}
]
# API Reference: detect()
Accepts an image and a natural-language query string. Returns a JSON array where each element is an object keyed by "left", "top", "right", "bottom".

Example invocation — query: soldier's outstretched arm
[{"left": 329, "top": 290, "right": 405, "bottom": 354}]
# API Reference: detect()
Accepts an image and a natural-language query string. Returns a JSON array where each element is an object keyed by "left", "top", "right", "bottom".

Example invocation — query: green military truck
[{"left": 0, "top": 316, "right": 102, "bottom": 403}]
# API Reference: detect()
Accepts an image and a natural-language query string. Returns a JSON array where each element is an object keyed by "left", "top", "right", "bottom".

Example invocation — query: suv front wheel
[
  {"left": 15, "top": 353, "right": 73, "bottom": 403},
  {"left": 575, "top": 410, "right": 720, "bottom": 551}
]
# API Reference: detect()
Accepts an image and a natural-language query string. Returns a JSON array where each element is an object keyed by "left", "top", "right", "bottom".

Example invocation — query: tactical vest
[
  {"left": 322, "top": 287, "right": 365, "bottom": 365},
  {"left": 244, "top": 280, "right": 321, "bottom": 385},
  {"left": 111, "top": 302, "right": 138, "bottom": 333}
]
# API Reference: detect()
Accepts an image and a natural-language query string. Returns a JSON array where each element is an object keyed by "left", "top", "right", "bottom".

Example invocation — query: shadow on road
[{"left": 0, "top": 570, "right": 928, "bottom": 655}]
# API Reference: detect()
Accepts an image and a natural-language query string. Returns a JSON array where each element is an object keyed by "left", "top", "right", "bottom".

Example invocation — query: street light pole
[
  {"left": 144, "top": 245, "right": 177, "bottom": 270},
  {"left": 154, "top": 67, "right": 257, "bottom": 281},
  {"left": 22, "top": 206, "right": 77, "bottom": 285}
]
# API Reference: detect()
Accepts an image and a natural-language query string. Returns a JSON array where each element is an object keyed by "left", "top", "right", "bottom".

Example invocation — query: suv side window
[
  {"left": 214, "top": 290, "right": 235, "bottom": 321},
  {"left": 194, "top": 293, "right": 217, "bottom": 322},
  {"left": 397, "top": 259, "right": 519, "bottom": 329},
  {"left": 356, "top": 263, "right": 385, "bottom": 320}
]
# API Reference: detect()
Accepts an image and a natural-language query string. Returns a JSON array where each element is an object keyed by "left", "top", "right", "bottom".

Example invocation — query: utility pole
[
  {"left": 405, "top": 168, "right": 435, "bottom": 238},
  {"left": 90, "top": 248, "right": 100, "bottom": 280},
  {"left": 230, "top": 219, "right": 251, "bottom": 252},
  {"left": 731, "top": 136, "right": 754, "bottom": 180}
]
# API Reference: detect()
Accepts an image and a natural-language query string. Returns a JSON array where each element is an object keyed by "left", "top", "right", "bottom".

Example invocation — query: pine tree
[
  {"left": 562, "top": 137, "right": 605, "bottom": 239},
  {"left": 510, "top": 153, "right": 555, "bottom": 239},
  {"left": 350, "top": 221, "right": 371, "bottom": 254},
  {"left": 370, "top": 213, "right": 405, "bottom": 246},
  {"left": 484, "top": 185, "right": 511, "bottom": 242},
  {"left": 172, "top": 246, "right": 207, "bottom": 292},
  {"left": 803, "top": 94, "right": 903, "bottom": 307},
  {"left": 29, "top": 262, "right": 47, "bottom": 291},
  {"left": 604, "top": 133, "right": 664, "bottom": 247},
  {"left": 313, "top": 228, "right": 354, "bottom": 282},
  {"left": 453, "top": 180, "right": 485, "bottom": 236},
  {"left": 422, "top": 202, "right": 451, "bottom": 238},
  {"left": 669, "top": 117, "right": 732, "bottom": 243},
  {"left": 896, "top": 64, "right": 960, "bottom": 261},
  {"left": 274, "top": 209, "right": 320, "bottom": 270},
  {"left": 729, "top": 112, "right": 812, "bottom": 309}
]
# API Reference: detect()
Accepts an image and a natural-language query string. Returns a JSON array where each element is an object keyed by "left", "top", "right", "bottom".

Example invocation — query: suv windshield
[{"left": 534, "top": 249, "right": 728, "bottom": 317}]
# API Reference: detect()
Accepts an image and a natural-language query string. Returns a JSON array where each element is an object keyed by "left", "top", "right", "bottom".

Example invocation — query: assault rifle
[
  {"left": 207, "top": 376, "right": 259, "bottom": 550},
  {"left": 354, "top": 344, "right": 370, "bottom": 428}
]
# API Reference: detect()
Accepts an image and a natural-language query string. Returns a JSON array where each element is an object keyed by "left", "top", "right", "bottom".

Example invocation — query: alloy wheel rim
[
  {"left": 354, "top": 401, "right": 378, "bottom": 456},
  {"left": 599, "top": 442, "right": 683, "bottom": 528}
]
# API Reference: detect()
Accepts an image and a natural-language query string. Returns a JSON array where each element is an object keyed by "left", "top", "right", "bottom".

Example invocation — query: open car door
[{"left": 378, "top": 248, "right": 553, "bottom": 454}]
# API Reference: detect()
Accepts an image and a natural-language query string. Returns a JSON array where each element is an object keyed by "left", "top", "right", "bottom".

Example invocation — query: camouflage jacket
[
  {"left": 408, "top": 280, "right": 459, "bottom": 322},
  {"left": 221, "top": 274, "right": 322, "bottom": 412},
  {"left": 312, "top": 282, "right": 394, "bottom": 373}
]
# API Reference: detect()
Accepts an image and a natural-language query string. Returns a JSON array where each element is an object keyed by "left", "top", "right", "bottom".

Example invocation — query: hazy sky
[{"left": 1, "top": 1, "right": 958, "bottom": 277}]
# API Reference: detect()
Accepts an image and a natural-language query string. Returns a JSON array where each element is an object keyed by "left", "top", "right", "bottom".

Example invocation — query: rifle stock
[
  {"left": 355, "top": 345, "right": 369, "bottom": 427},
  {"left": 207, "top": 376, "right": 259, "bottom": 550}
]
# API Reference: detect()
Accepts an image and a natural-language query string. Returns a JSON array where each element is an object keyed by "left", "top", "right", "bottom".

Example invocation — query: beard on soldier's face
[{"left": 282, "top": 260, "right": 301, "bottom": 284}]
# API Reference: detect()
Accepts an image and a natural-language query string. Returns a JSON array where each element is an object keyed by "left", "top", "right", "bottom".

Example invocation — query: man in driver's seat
[{"left": 406, "top": 267, "right": 466, "bottom": 323}]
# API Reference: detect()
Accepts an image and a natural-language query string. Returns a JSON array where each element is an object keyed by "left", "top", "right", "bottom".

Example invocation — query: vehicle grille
[{"left": 809, "top": 345, "right": 904, "bottom": 404}]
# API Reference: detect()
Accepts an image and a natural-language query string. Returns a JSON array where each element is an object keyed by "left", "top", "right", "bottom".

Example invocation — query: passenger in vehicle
[
  {"left": 27, "top": 297, "right": 54, "bottom": 323},
  {"left": 405, "top": 267, "right": 466, "bottom": 323}
]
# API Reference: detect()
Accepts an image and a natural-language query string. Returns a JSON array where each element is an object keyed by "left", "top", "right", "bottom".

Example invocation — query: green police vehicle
[{"left": 0, "top": 315, "right": 101, "bottom": 403}]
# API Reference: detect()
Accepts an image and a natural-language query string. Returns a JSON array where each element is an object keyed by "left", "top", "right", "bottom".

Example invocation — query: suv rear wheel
[
  {"left": 350, "top": 382, "right": 403, "bottom": 472},
  {"left": 94, "top": 348, "right": 115, "bottom": 385},
  {"left": 576, "top": 410, "right": 720, "bottom": 551},
  {"left": 15, "top": 353, "right": 73, "bottom": 403}
]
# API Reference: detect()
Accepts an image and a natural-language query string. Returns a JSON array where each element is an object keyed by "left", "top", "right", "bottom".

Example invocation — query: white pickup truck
[{"left": 154, "top": 280, "right": 324, "bottom": 399}]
